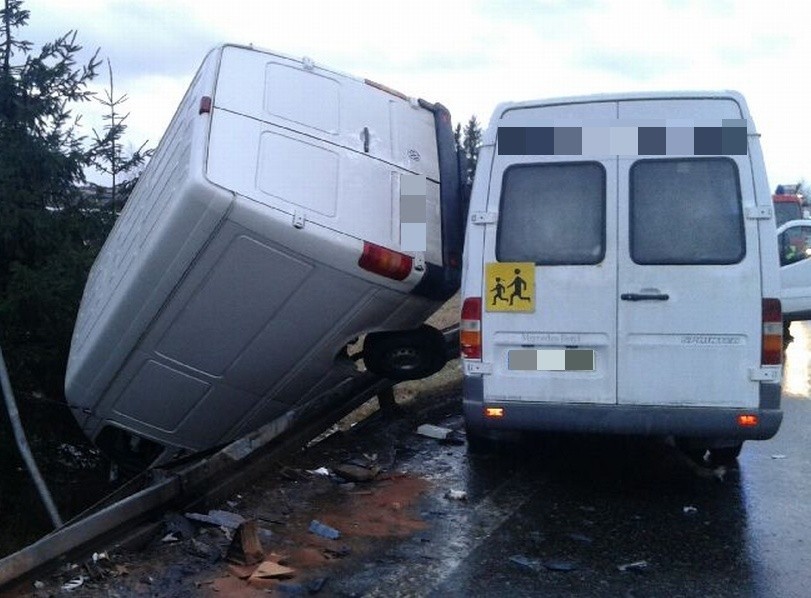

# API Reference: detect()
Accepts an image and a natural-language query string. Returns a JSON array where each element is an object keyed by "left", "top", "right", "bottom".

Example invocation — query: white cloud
[{"left": 18, "top": 0, "right": 811, "bottom": 187}]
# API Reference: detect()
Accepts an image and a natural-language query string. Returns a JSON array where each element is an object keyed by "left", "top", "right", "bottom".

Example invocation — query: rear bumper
[{"left": 463, "top": 376, "right": 783, "bottom": 441}]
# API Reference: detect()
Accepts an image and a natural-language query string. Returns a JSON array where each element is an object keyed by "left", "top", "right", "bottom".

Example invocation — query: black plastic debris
[
  {"left": 187, "top": 538, "right": 221, "bottom": 563},
  {"left": 185, "top": 509, "right": 246, "bottom": 529},
  {"left": 334, "top": 463, "right": 380, "bottom": 482},
  {"left": 567, "top": 532, "right": 593, "bottom": 544},
  {"left": 543, "top": 559, "right": 580, "bottom": 572},
  {"left": 307, "top": 577, "right": 328, "bottom": 594},
  {"left": 163, "top": 512, "right": 196, "bottom": 540}
]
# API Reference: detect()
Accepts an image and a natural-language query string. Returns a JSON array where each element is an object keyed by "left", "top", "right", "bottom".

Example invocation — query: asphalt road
[
  {"left": 24, "top": 324, "right": 811, "bottom": 597},
  {"left": 327, "top": 324, "right": 811, "bottom": 598}
]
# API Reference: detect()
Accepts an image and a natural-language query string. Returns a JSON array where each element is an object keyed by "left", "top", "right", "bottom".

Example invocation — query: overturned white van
[
  {"left": 460, "top": 91, "right": 783, "bottom": 463},
  {"left": 66, "top": 44, "right": 465, "bottom": 466}
]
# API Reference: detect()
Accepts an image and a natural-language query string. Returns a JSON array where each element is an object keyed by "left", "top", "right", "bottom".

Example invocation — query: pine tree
[
  {"left": 461, "top": 115, "right": 482, "bottom": 186},
  {"left": 0, "top": 0, "right": 106, "bottom": 394},
  {"left": 88, "top": 58, "right": 151, "bottom": 212}
]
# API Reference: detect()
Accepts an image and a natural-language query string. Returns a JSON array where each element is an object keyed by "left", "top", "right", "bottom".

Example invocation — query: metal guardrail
[{"left": 0, "top": 325, "right": 460, "bottom": 589}]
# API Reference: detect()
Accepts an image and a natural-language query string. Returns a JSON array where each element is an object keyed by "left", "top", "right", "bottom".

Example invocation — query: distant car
[{"left": 777, "top": 219, "right": 811, "bottom": 321}]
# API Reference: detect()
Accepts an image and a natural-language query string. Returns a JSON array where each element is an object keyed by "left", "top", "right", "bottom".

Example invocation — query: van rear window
[
  {"left": 496, "top": 162, "right": 606, "bottom": 265},
  {"left": 630, "top": 158, "right": 744, "bottom": 265}
]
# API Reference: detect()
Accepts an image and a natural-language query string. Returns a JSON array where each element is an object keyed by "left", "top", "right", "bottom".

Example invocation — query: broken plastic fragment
[
  {"left": 543, "top": 559, "right": 579, "bottom": 572},
  {"left": 772, "top": 454, "right": 787, "bottom": 459},
  {"left": 509, "top": 554, "right": 542, "bottom": 572},
  {"left": 309, "top": 520, "right": 341, "bottom": 540},
  {"left": 161, "top": 532, "right": 179, "bottom": 543},
  {"left": 617, "top": 560, "right": 649, "bottom": 572},
  {"left": 185, "top": 509, "right": 246, "bottom": 529},
  {"left": 416, "top": 424, "right": 452, "bottom": 440},
  {"left": 62, "top": 576, "right": 86, "bottom": 591},
  {"left": 445, "top": 489, "right": 468, "bottom": 501},
  {"left": 250, "top": 560, "right": 296, "bottom": 579},
  {"left": 683, "top": 505, "right": 698, "bottom": 515},
  {"left": 308, "top": 467, "right": 331, "bottom": 476}
]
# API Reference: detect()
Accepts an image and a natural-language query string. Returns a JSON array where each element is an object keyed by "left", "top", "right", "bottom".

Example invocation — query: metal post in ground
[{"left": 0, "top": 343, "right": 63, "bottom": 528}]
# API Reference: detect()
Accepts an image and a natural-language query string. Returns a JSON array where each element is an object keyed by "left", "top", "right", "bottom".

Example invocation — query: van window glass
[
  {"left": 630, "top": 158, "right": 744, "bottom": 265},
  {"left": 779, "top": 226, "right": 811, "bottom": 266},
  {"left": 496, "top": 162, "right": 606, "bottom": 265}
]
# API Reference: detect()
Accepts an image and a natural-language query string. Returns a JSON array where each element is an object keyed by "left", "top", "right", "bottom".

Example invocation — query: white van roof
[{"left": 484, "top": 90, "right": 756, "bottom": 143}]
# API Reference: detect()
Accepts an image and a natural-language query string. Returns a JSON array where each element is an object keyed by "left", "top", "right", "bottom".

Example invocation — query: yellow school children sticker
[{"left": 486, "top": 262, "right": 535, "bottom": 312}]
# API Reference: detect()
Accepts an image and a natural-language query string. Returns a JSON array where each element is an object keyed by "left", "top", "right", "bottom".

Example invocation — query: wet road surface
[
  {"left": 326, "top": 324, "right": 811, "bottom": 597},
  {"left": 21, "top": 324, "right": 811, "bottom": 597}
]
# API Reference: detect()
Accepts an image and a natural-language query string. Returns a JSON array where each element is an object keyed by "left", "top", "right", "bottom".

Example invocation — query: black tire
[
  {"left": 709, "top": 443, "right": 743, "bottom": 465},
  {"left": 363, "top": 325, "right": 447, "bottom": 381}
]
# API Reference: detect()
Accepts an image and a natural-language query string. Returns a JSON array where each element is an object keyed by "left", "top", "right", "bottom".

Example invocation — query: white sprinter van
[
  {"left": 460, "top": 91, "right": 783, "bottom": 463},
  {"left": 66, "top": 44, "right": 465, "bottom": 466}
]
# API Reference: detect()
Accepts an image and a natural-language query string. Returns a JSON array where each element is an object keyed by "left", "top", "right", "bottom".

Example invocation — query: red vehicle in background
[{"left": 773, "top": 184, "right": 805, "bottom": 227}]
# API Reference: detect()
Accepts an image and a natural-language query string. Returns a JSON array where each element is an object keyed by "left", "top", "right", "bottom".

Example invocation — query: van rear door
[
  {"left": 615, "top": 98, "right": 760, "bottom": 409},
  {"left": 206, "top": 45, "right": 441, "bottom": 257},
  {"left": 481, "top": 102, "right": 618, "bottom": 406}
]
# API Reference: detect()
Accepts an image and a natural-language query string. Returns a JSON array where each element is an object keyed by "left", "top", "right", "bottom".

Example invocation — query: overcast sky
[{"left": 20, "top": 0, "right": 811, "bottom": 188}]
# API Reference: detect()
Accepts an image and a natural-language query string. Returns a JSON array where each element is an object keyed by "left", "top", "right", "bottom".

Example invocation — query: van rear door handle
[{"left": 621, "top": 293, "right": 670, "bottom": 301}]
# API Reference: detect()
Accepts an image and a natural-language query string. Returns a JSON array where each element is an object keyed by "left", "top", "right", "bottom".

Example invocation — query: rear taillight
[
  {"left": 762, "top": 298, "right": 783, "bottom": 365},
  {"left": 461, "top": 297, "right": 482, "bottom": 359},
  {"left": 358, "top": 242, "right": 412, "bottom": 281}
]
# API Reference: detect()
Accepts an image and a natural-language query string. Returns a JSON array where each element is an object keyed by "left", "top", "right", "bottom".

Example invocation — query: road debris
[
  {"left": 334, "top": 462, "right": 381, "bottom": 482},
  {"left": 185, "top": 509, "right": 246, "bottom": 529},
  {"left": 445, "top": 489, "right": 468, "bottom": 501},
  {"left": 308, "top": 466, "right": 331, "bottom": 476},
  {"left": 772, "top": 454, "right": 787, "bottom": 459},
  {"left": 33, "top": 580, "right": 45, "bottom": 590},
  {"left": 307, "top": 576, "right": 328, "bottom": 593},
  {"left": 509, "top": 554, "right": 542, "bottom": 572},
  {"left": 187, "top": 538, "right": 221, "bottom": 562},
  {"left": 226, "top": 519, "right": 265, "bottom": 565},
  {"left": 567, "top": 532, "right": 593, "bottom": 544},
  {"left": 543, "top": 559, "right": 580, "bottom": 571},
  {"left": 160, "top": 532, "right": 180, "bottom": 543},
  {"left": 250, "top": 559, "right": 296, "bottom": 579},
  {"left": 416, "top": 423, "right": 453, "bottom": 440},
  {"left": 309, "top": 519, "right": 341, "bottom": 540},
  {"left": 163, "top": 511, "right": 196, "bottom": 539},
  {"left": 618, "top": 559, "right": 649, "bottom": 573},
  {"left": 61, "top": 575, "right": 86, "bottom": 591},
  {"left": 683, "top": 505, "right": 698, "bottom": 515}
]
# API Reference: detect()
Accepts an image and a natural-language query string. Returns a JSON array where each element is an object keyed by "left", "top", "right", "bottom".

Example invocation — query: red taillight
[
  {"left": 199, "top": 96, "right": 212, "bottom": 115},
  {"left": 461, "top": 297, "right": 482, "bottom": 359},
  {"left": 762, "top": 298, "right": 782, "bottom": 365},
  {"left": 358, "top": 242, "right": 412, "bottom": 281}
]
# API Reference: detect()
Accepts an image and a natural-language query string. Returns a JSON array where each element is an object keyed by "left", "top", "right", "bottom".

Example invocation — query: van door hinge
[
  {"left": 293, "top": 211, "right": 306, "bottom": 229},
  {"left": 465, "top": 361, "right": 493, "bottom": 375},
  {"left": 471, "top": 211, "right": 498, "bottom": 225},
  {"left": 749, "top": 367, "right": 780, "bottom": 382},
  {"left": 745, "top": 206, "right": 773, "bottom": 220}
]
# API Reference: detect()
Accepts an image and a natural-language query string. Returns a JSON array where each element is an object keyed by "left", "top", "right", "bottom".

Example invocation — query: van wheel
[
  {"left": 363, "top": 325, "right": 447, "bottom": 381},
  {"left": 709, "top": 443, "right": 743, "bottom": 465}
]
